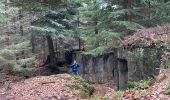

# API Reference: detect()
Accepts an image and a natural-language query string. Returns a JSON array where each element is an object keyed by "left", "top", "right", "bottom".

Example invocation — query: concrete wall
[
  {"left": 75, "top": 52, "right": 114, "bottom": 83},
  {"left": 74, "top": 48, "right": 164, "bottom": 90},
  {"left": 114, "top": 48, "right": 163, "bottom": 81}
]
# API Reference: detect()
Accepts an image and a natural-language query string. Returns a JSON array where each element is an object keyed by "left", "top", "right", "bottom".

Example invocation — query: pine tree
[
  {"left": 77, "top": 0, "right": 144, "bottom": 56},
  {"left": 0, "top": 0, "right": 36, "bottom": 77},
  {"left": 28, "top": 1, "right": 79, "bottom": 73}
]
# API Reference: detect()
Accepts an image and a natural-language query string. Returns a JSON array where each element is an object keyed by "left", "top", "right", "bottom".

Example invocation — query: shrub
[{"left": 67, "top": 77, "right": 95, "bottom": 99}]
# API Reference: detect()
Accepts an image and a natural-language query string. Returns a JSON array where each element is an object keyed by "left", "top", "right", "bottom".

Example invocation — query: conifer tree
[{"left": 0, "top": 0, "right": 35, "bottom": 76}]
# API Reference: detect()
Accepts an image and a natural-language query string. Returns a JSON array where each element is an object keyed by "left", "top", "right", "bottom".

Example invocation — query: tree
[
  {"left": 77, "top": 0, "right": 144, "bottom": 56},
  {"left": 28, "top": 1, "right": 80, "bottom": 73},
  {"left": 0, "top": 0, "right": 36, "bottom": 77}
]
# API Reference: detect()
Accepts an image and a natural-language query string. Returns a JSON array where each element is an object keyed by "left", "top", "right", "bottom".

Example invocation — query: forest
[{"left": 0, "top": 0, "right": 170, "bottom": 100}]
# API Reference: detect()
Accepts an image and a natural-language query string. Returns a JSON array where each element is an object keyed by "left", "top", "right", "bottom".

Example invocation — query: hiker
[{"left": 70, "top": 60, "right": 80, "bottom": 76}]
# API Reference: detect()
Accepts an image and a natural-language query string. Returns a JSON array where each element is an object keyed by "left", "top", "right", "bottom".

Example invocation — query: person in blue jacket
[{"left": 70, "top": 60, "right": 80, "bottom": 76}]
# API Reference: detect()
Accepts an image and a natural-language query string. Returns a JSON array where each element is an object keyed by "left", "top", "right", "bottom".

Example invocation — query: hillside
[{"left": 0, "top": 69, "right": 170, "bottom": 100}]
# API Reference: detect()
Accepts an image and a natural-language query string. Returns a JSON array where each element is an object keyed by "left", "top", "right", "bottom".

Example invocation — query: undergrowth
[
  {"left": 115, "top": 91, "right": 124, "bottom": 100},
  {"left": 67, "top": 77, "right": 95, "bottom": 99},
  {"left": 128, "top": 78, "right": 155, "bottom": 89},
  {"left": 165, "top": 86, "right": 170, "bottom": 95}
]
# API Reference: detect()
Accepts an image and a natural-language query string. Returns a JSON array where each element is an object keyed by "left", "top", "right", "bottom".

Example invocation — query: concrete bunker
[
  {"left": 117, "top": 58, "right": 128, "bottom": 90},
  {"left": 74, "top": 47, "right": 164, "bottom": 90},
  {"left": 71, "top": 25, "right": 170, "bottom": 90}
]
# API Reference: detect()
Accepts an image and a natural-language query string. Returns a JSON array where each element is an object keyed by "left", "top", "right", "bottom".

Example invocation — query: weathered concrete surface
[
  {"left": 74, "top": 48, "right": 164, "bottom": 90},
  {"left": 75, "top": 52, "right": 114, "bottom": 83}
]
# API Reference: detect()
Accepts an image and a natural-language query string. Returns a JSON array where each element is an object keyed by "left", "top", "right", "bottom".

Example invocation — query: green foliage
[
  {"left": 128, "top": 78, "right": 155, "bottom": 89},
  {"left": 30, "top": 26, "right": 57, "bottom": 35},
  {"left": 9, "top": 55, "right": 36, "bottom": 77},
  {"left": 115, "top": 91, "right": 124, "bottom": 100},
  {"left": 165, "top": 86, "right": 170, "bottom": 95},
  {"left": 16, "top": 55, "right": 36, "bottom": 66},
  {"left": 78, "top": 0, "right": 147, "bottom": 53},
  {"left": 0, "top": 56, "right": 6, "bottom": 62},
  {"left": 165, "top": 60, "right": 170, "bottom": 68},
  {"left": 111, "top": 21, "right": 145, "bottom": 31},
  {"left": 0, "top": 0, "right": 19, "bottom": 24},
  {"left": 0, "top": 41, "right": 31, "bottom": 57},
  {"left": 0, "top": 0, "right": 35, "bottom": 77},
  {"left": 29, "top": 3, "right": 77, "bottom": 42},
  {"left": 81, "top": 30, "right": 123, "bottom": 50},
  {"left": 0, "top": 29, "right": 35, "bottom": 77},
  {"left": 67, "top": 77, "right": 95, "bottom": 99},
  {"left": 82, "top": 46, "right": 109, "bottom": 57},
  {"left": 0, "top": 0, "right": 35, "bottom": 76},
  {"left": 134, "top": 48, "right": 144, "bottom": 59},
  {"left": 11, "top": 64, "right": 33, "bottom": 77},
  {"left": 128, "top": 81, "right": 149, "bottom": 89},
  {"left": 0, "top": 0, "right": 8, "bottom": 24}
]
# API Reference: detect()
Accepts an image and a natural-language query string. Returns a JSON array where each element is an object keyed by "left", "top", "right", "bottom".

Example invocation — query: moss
[{"left": 67, "top": 77, "right": 95, "bottom": 99}]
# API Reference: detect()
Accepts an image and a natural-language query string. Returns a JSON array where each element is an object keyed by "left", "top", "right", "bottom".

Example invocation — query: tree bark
[
  {"left": 94, "top": 20, "right": 98, "bottom": 34},
  {"left": 19, "top": 1, "right": 25, "bottom": 59},
  {"left": 94, "top": 19, "right": 99, "bottom": 47},
  {"left": 128, "top": 0, "right": 132, "bottom": 21},
  {"left": 31, "top": 34, "right": 35, "bottom": 53},
  {"left": 5, "top": 0, "right": 9, "bottom": 46},
  {"left": 42, "top": 36, "right": 46, "bottom": 62},
  {"left": 123, "top": 0, "right": 132, "bottom": 21},
  {"left": 78, "top": 38, "right": 81, "bottom": 50},
  {"left": 77, "top": 17, "right": 81, "bottom": 50},
  {"left": 46, "top": 35, "right": 59, "bottom": 73}
]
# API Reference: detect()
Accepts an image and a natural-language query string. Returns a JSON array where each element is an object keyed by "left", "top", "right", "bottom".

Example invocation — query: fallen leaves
[
  {"left": 121, "top": 24, "right": 170, "bottom": 48},
  {"left": 123, "top": 69, "right": 170, "bottom": 100},
  {"left": 5, "top": 74, "right": 79, "bottom": 100},
  {"left": 2, "top": 69, "right": 170, "bottom": 100}
]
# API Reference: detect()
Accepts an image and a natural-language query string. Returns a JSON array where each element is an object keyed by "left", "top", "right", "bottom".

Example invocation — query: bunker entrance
[{"left": 118, "top": 59, "right": 128, "bottom": 90}]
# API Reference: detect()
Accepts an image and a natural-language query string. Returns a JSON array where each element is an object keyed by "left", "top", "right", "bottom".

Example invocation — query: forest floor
[
  {"left": 122, "top": 69, "right": 170, "bottom": 100},
  {"left": 0, "top": 69, "right": 170, "bottom": 100}
]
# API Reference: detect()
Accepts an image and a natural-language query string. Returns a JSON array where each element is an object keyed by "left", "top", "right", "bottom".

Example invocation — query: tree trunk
[
  {"left": 77, "top": 17, "right": 81, "bottom": 50},
  {"left": 42, "top": 36, "right": 46, "bottom": 62},
  {"left": 94, "top": 20, "right": 98, "bottom": 34},
  {"left": 128, "top": 0, "right": 132, "bottom": 21},
  {"left": 78, "top": 38, "right": 81, "bottom": 50},
  {"left": 94, "top": 19, "right": 99, "bottom": 47},
  {"left": 123, "top": 0, "right": 132, "bottom": 21},
  {"left": 46, "top": 35, "right": 59, "bottom": 73},
  {"left": 148, "top": 1, "right": 152, "bottom": 27},
  {"left": 123, "top": 0, "right": 133, "bottom": 34},
  {"left": 19, "top": 1, "right": 25, "bottom": 59},
  {"left": 5, "top": 0, "right": 9, "bottom": 46},
  {"left": 31, "top": 34, "right": 35, "bottom": 53}
]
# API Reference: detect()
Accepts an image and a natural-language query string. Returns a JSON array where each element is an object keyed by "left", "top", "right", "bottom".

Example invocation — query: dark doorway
[{"left": 118, "top": 59, "right": 128, "bottom": 90}]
